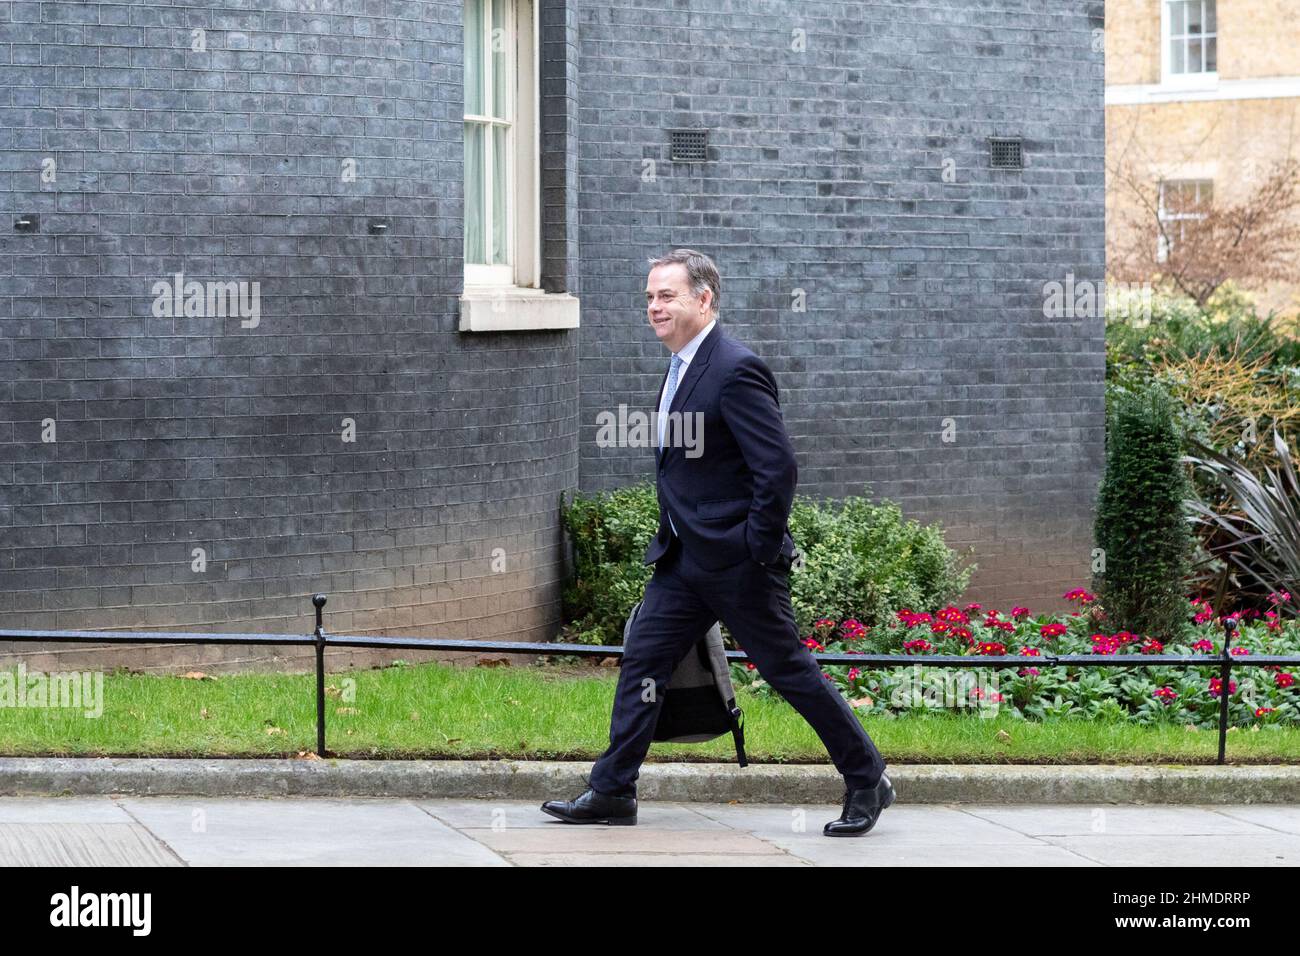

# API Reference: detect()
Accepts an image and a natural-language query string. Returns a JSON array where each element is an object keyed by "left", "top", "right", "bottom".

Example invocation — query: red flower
[
  {"left": 1275, "top": 672, "right": 1295, "bottom": 689},
  {"left": 1040, "top": 622, "right": 1067, "bottom": 639},
  {"left": 1192, "top": 639, "right": 1215, "bottom": 653},
  {"left": 1255, "top": 707, "right": 1274, "bottom": 718},
  {"left": 903, "top": 639, "right": 933, "bottom": 654},
  {"left": 1141, "top": 639, "right": 1164, "bottom": 655},
  {"left": 1019, "top": 646, "right": 1041, "bottom": 657},
  {"left": 1017, "top": 667, "right": 1040, "bottom": 678},
  {"left": 847, "top": 667, "right": 861, "bottom": 680},
  {"left": 1208, "top": 677, "right": 1237, "bottom": 698},
  {"left": 1092, "top": 634, "right": 1121, "bottom": 655},
  {"left": 978, "top": 641, "right": 1007, "bottom": 656},
  {"left": 1010, "top": 606, "right": 1030, "bottom": 619},
  {"left": 1153, "top": 687, "right": 1178, "bottom": 704},
  {"left": 1230, "top": 646, "right": 1250, "bottom": 656},
  {"left": 1063, "top": 588, "right": 1096, "bottom": 603},
  {"left": 936, "top": 605, "right": 970, "bottom": 625}
]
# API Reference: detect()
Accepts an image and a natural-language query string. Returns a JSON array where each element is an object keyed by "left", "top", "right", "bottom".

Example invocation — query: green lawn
[{"left": 2, "top": 661, "right": 1298, "bottom": 764}]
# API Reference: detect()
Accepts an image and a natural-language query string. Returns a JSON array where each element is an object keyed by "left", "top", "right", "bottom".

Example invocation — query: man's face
[{"left": 645, "top": 263, "right": 713, "bottom": 353}]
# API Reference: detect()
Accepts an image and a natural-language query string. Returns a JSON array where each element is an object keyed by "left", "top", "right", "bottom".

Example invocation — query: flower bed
[{"left": 730, "top": 590, "right": 1300, "bottom": 728}]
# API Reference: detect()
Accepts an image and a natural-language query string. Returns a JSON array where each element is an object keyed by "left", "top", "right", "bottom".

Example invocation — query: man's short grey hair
[{"left": 647, "top": 248, "right": 721, "bottom": 315}]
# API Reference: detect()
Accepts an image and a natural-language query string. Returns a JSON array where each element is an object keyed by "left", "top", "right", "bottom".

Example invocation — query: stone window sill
[{"left": 459, "top": 287, "right": 580, "bottom": 331}]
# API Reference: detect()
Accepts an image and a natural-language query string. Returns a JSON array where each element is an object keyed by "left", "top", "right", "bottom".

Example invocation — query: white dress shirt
[{"left": 658, "top": 318, "right": 716, "bottom": 537}]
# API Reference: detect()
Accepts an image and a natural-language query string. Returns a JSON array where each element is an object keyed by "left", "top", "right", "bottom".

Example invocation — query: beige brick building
[{"left": 1107, "top": 0, "right": 1300, "bottom": 316}]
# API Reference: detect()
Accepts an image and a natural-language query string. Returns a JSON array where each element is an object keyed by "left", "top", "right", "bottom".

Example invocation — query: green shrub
[
  {"left": 1093, "top": 382, "right": 1195, "bottom": 640},
  {"left": 786, "top": 494, "right": 973, "bottom": 633},
  {"left": 1105, "top": 283, "right": 1300, "bottom": 376},
  {"left": 559, "top": 484, "right": 660, "bottom": 646},
  {"left": 559, "top": 483, "right": 974, "bottom": 644}
]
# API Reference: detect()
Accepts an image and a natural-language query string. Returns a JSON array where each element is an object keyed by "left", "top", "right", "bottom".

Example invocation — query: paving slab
[
  {"left": 0, "top": 796, "right": 135, "bottom": 825},
  {"left": 1211, "top": 806, "right": 1300, "bottom": 835},
  {"left": 691, "top": 802, "right": 1047, "bottom": 844},
  {"left": 506, "top": 852, "right": 810, "bottom": 867},
  {"left": 116, "top": 796, "right": 508, "bottom": 867},
  {"left": 1036, "top": 833, "right": 1300, "bottom": 867},
  {"left": 0, "top": 822, "right": 180, "bottom": 867},
  {"left": 418, "top": 798, "right": 730, "bottom": 831},
  {"left": 963, "top": 805, "right": 1271, "bottom": 837}
]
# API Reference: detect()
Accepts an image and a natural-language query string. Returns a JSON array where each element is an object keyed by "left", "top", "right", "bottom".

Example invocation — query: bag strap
[{"left": 726, "top": 698, "right": 747, "bottom": 768}]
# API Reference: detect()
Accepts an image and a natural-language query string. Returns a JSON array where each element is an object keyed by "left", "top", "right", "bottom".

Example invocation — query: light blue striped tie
[
  {"left": 659, "top": 353, "right": 683, "bottom": 537},
  {"left": 659, "top": 353, "right": 683, "bottom": 451}
]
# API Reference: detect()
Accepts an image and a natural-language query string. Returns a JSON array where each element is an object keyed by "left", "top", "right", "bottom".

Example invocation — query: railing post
[
  {"left": 1217, "top": 616, "right": 1237, "bottom": 765},
  {"left": 313, "top": 594, "right": 328, "bottom": 757}
]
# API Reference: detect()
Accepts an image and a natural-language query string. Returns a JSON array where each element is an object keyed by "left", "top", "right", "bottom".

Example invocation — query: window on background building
[
  {"left": 1156, "top": 179, "right": 1213, "bottom": 262},
  {"left": 1163, "top": 1, "right": 1217, "bottom": 84},
  {"left": 463, "top": 0, "right": 539, "bottom": 288}
]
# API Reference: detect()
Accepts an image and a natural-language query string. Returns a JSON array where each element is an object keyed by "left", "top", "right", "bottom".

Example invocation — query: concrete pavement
[{"left": 1, "top": 795, "right": 1297, "bottom": 866}]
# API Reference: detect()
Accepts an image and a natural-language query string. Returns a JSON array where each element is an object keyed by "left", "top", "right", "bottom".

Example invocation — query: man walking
[{"left": 541, "top": 249, "right": 894, "bottom": 836}]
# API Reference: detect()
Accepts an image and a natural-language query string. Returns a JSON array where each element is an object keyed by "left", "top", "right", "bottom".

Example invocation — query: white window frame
[
  {"left": 1156, "top": 178, "right": 1213, "bottom": 263},
  {"left": 461, "top": 0, "right": 576, "bottom": 331},
  {"left": 1160, "top": 0, "right": 1218, "bottom": 91},
  {"left": 465, "top": 0, "right": 540, "bottom": 290}
]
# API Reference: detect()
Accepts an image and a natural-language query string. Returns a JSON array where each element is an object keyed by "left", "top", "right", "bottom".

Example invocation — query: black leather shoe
[
  {"left": 823, "top": 772, "right": 895, "bottom": 837},
  {"left": 541, "top": 787, "right": 637, "bottom": 826}
]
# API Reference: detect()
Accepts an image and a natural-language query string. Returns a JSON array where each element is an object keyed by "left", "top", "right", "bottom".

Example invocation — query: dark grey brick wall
[
  {"left": 0, "top": 0, "right": 580, "bottom": 671},
  {"left": 574, "top": 0, "right": 1107, "bottom": 611},
  {"left": 0, "top": 0, "right": 1106, "bottom": 672}
]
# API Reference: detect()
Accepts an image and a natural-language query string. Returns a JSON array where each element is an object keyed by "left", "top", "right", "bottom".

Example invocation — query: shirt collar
[{"left": 673, "top": 318, "right": 716, "bottom": 367}]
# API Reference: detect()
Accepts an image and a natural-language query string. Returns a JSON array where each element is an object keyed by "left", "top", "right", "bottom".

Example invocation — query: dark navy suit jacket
[{"left": 644, "top": 321, "right": 799, "bottom": 572}]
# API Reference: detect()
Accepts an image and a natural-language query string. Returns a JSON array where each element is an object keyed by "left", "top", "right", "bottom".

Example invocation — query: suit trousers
[{"left": 586, "top": 532, "right": 887, "bottom": 797}]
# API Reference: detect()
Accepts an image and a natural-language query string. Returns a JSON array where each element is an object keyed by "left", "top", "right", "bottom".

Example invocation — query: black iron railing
[{"left": 2, "top": 596, "right": 1297, "bottom": 764}]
